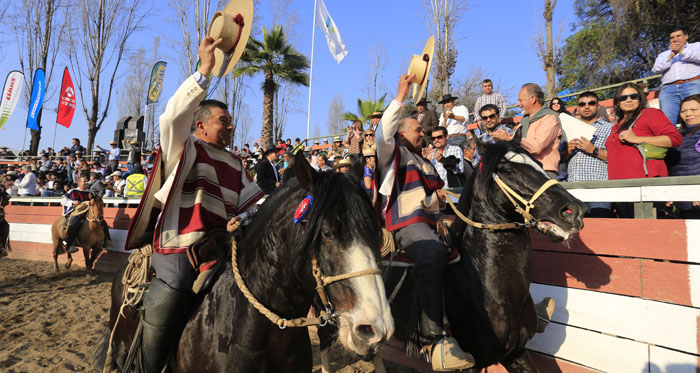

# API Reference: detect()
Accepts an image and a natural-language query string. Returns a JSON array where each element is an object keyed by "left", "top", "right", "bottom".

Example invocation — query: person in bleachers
[{"left": 667, "top": 94, "right": 700, "bottom": 218}]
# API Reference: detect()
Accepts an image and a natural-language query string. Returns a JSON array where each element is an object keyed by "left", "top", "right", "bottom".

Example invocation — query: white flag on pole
[{"left": 315, "top": 0, "right": 348, "bottom": 63}]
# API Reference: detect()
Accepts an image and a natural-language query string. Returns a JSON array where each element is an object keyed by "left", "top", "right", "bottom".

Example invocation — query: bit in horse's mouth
[{"left": 536, "top": 220, "right": 572, "bottom": 242}]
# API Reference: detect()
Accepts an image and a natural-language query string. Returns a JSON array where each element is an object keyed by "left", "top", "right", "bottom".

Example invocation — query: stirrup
[
  {"left": 430, "top": 336, "right": 475, "bottom": 371},
  {"left": 65, "top": 244, "right": 78, "bottom": 254}
]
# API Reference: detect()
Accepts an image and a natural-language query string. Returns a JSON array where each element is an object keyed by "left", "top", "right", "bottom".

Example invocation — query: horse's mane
[
  {"left": 245, "top": 170, "right": 381, "bottom": 271},
  {"left": 452, "top": 141, "right": 532, "bottom": 235}
]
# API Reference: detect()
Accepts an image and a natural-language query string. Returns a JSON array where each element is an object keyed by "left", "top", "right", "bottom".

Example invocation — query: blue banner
[{"left": 26, "top": 68, "right": 45, "bottom": 131}]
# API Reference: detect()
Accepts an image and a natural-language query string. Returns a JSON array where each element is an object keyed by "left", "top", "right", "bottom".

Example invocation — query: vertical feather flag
[
  {"left": 26, "top": 68, "right": 45, "bottom": 131},
  {"left": 315, "top": 0, "right": 348, "bottom": 63},
  {"left": 0, "top": 71, "right": 24, "bottom": 129},
  {"left": 147, "top": 61, "right": 167, "bottom": 105},
  {"left": 56, "top": 67, "right": 76, "bottom": 128}
]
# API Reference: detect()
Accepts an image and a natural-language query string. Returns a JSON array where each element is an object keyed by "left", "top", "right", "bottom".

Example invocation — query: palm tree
[
  {"left": 342, "top": 94, "right": 388, "bottom": 125},
  {"left": 234, "top": 26, "right": 309, "bottom": 149}
]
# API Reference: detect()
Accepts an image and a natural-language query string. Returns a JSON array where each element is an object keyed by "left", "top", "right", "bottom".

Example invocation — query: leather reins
[
  {"left": 85, "top": 200, "right": 104, "bottom": 223},
  {"left": 443, "top": 175, "right": 560, "bottom": 231},
  {"left": 229, "top": 221, "right": 380, "bottom": 329}
]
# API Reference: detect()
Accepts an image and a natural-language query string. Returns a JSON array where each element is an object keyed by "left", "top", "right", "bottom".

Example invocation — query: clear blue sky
[{"left": 0, "top": 0, "right": 577, "bottom": 152}]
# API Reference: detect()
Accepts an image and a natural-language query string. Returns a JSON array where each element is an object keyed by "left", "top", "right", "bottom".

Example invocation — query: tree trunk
[
  {"left": 543, "top": 0, "right": 557, "bottom": 99},
  {"left": 261, "top": 72, "right": 275, "bottom": 149}
]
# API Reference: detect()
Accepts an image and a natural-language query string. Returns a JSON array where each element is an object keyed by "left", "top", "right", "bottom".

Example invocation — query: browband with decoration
[{"left": 294, "top": 195, "right": 314, "bottom": 224}]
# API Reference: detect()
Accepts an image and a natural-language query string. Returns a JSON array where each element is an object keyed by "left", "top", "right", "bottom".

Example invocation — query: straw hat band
[
  {"left": 417, "top": 54, "right": 430, "bottom": 85},
  {"left": 209, "top": 12, "right": 245, "bottom": 54}
]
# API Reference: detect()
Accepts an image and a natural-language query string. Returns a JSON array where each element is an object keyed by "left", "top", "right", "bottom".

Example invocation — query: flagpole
[
  {"left": 52, "top": 122, "right": 58, "bottom": 150},
  {"left": 22, "top": 127, "right": 27, "bottom": 156},
  {"left": 306, "top": 0, "right": 318, "bottom": 141}
]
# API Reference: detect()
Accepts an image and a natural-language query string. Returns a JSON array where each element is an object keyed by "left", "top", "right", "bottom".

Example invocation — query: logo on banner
[
  {"left": 0, "top": 71, "right": 24, "bottom": 129},
  {"left": 147, "top": 61, "right": 167, "bottom": 104}
]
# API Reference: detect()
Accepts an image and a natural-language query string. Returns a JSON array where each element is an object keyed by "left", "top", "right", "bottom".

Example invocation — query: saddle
[
  {"left": 380, "top": 217, "right": 461, "bottom": 268},
  {"left": 59, "top": 202, "right": 91, "bottom": 239}
]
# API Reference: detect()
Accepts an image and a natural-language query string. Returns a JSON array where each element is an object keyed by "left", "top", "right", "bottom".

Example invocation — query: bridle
[
  {"left": 443, "top": 173, "right": 559, "bottom": 231},
  {"left": 230, "top": 212, "right": 381, "bottom": 329},
  {"left": 85, "top": 200, "right": 104, "bottom": 222}
]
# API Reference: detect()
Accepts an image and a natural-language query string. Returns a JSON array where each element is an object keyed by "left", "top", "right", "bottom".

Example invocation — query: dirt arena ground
[{"left": 0, "top": 259, "right": 416, "bottom": 372}]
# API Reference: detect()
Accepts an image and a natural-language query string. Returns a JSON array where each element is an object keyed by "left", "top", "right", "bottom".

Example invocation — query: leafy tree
[
  {"left": 234, "top": 26, "right": 309, "bottom": 149},
  {"left": 342, "top": 95, "right": 388, "bottom": 126},
  {"left": 557, "top": 0, "right": 700, "bottom": 94}
]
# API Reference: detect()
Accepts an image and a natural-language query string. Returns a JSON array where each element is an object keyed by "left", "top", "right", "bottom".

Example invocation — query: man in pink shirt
[{"left": 517, "top": 83, "right": 562, "bottom": 179}]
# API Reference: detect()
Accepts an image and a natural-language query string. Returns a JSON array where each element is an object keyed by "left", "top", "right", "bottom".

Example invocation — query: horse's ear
[
  {"left": 511, "top": 124, "right": 522, "bottom": 145},
  {"left": 294, "top": 148, "right": 317, "bottom": 192},
  {"left": 471, "top": 130, "right": 487, "bottom": 157}
]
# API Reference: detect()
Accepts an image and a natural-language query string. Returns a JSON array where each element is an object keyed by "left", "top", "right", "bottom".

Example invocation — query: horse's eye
[{"left": 321, "top": 230, "right": 334, "bottom": 239}]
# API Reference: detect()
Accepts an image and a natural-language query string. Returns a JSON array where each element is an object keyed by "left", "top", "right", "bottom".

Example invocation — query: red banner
[{"left": 56, "top": 67, "right": 76, "bottom": 128}]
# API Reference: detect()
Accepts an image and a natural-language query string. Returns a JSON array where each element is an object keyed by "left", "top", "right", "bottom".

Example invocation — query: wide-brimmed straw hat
[
  {"left": 336, "top": 158, "right": 352, "bottom": 167},
  {"left": 438, "top": 93, "right": 459, "bottom": 104},
  {"left": 333, "top": 136, "right": 342, "bottom": 142},
  {"left": 407, "top": 36, "right": 435, "bottom": 103},
  {"left": 207, "top": 0, "right": 254, "bottom": 77},
  {"left": 362, "top": 148, "right": 376, "bottom": 157},
  {"left": 109, "top": 141, "right": 117, "bottom": 145},
  {"left": 368, "top": 111, "right": 383, "bottom": 119},
  {"left": 130, "top": 140, "right": 139, "bottom": 145}
]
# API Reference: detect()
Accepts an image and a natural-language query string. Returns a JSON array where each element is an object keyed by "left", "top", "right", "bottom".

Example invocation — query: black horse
[
  {"left": 99, "top": 151, "right": 394, "bottom": 372},
  {"left": 319, "top": 133, "right": 585, "bottom": 372}
]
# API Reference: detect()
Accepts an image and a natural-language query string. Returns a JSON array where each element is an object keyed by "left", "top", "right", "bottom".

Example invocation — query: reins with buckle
[
  {"left": 229, "top": 220, "right": 380, "bottom": 329},
  {"left": 443, "top": 175, "right": 560, "bottom": 231}
]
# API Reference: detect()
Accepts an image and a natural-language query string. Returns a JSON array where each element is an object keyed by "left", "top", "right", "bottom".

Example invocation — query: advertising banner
[
  {"left": 26, "top": 68, "right": 45, "bottom": 131},
  {"left": 57, "top": 67, "right": 76, "bottom": 128},
  {"left": 0, "top": 70, "right": 24, "bottom": 129}
]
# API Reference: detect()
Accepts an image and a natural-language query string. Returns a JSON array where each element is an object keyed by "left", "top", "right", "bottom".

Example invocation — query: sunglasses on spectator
[
  {"left": 578, "top": 100, "right": 598, "bottom": 107},
  {"left": 432, "top": 135, "right": 445, "bottom": 140},
  {"left": 481, "top": 113, "right": 498, "bottom": 120},
  {"left": 365, "top": 134, "right": 374, "bottom": 137},
  {"left": 619, "top": 94, "right": 641, "bottom": 101}
]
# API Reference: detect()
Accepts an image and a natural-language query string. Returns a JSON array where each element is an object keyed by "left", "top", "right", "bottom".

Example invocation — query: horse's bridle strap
[
  {"left": 442, "top": 190, "right": 522, "bottom": 231},
  {"left": 492, "top": 175, "right": 559, "bottom": 223},
  {"left": 230, "top": 220, "right": 380, "bottom": 329}
]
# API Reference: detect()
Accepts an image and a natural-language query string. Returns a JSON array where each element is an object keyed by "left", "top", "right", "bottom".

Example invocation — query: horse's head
[
  {"left": 293, "top": 151, "right": 394, "bottom": 355},
  {"left": 88, "top": 194, "right": 105, "bottom": 221},
  {"left": 472, "top": 133, "right": 585, "bottom": 241}
]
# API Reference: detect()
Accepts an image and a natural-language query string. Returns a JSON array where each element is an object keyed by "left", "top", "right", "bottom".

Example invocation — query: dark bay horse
[
  {"left": 100, "top": 152, "right": 394, "bottom": 372},
  {"left": 50, "top": 195, "right": 105, "bottom": 277},
  {"left": 319, "top": 133, "right": 585, "bottom": 372}
]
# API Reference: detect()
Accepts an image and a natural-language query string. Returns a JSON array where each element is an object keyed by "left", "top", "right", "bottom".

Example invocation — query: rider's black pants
[
  {"left": 64, "top": 215, "right": 83, "bottom": 247},
  {"left": 394, "top": 222, "right": 448, "bottom": 338},
  {"left": 151, "top": 252, "right": 195, "bottom": 291}
]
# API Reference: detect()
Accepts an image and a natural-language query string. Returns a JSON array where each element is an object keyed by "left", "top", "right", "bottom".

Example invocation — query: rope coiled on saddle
[{"left": 102, "top": 244, "right": 153, "bottom": 373}]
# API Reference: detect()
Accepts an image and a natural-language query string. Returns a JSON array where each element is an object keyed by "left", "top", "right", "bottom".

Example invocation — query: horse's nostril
[{"left": 354, "top": 324, "right": 376, "bottom": 341}]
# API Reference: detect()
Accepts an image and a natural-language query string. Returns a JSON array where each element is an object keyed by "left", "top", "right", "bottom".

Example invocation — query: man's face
[
  {"left": 443, "top": 100, "right": 455, "bottom": 111},
  {"left": 283, "top": 153, "right": 290, "bottom": 162},
  {"left": 417, "top": 103, "right": 426, "bottom": 113},
  {"left": 371, "top": 117, "right": 380, "bottom": 125},
  {"left": 464, "top": 143, "right": 476, "bottom": 160},
  {"left": 398, "top": 119, "right": 424, "bottom": 151},
  {"left": 338, "top": 165, "right": 350, "bottom": 174},
  {"left": 267, "top": 152, "right": 278, "bottom": 162},
  {"left": 78, "top": 177, "right": 89, "bottom": 190},
  {"left": 72, "top": 139, "right": 78, "bottom": 146},
  {"left": 197, "top": 107, "right": 233, "bottom": 147},
  {"left": 517, "top": 88, "right": 538, "bottom": 115},
  {"left": 482, "top": 82, "right": 493, "bottom": 95},
  {"left": 577, "top": 96, "right": 599, "bottom": 121},
  {"left": 431, "top": 130, "right": 447, "bottom": 149},
  {"left": 318, "top": 157, "right": 326, "bottom": 166},
  {"left": 670, "top": 30, "right": 688, "bottom": 50},
  {"left": 480, "top": 109, "right": 500, "bottom": 129}
]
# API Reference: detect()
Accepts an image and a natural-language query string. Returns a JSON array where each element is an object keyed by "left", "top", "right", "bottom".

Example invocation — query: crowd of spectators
[{"left": 0, "top": 138, "right": 155, "bottom": 200}]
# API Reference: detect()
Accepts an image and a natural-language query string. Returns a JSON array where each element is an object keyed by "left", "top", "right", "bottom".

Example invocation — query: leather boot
[
  {"left": 62, "top": 216, "right": 80, "bottom": 254},
  {"left": 141, "top": 278, "right": 191, "bottom": 373},
  {"left": 536, "top": 297, "right": 555, "bottom": 333},
  {"left": 101, "top": 220, "right": 112, "bottom": 248},
  {"left": 0, "top": 247, "right": 7, "bottom": 257},
  {"left": 418, "top": 287, "right": 475, "bottom": 371}
]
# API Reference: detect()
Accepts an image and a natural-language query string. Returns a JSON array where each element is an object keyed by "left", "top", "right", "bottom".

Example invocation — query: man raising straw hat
[
  {"left": 121, "top": 1, "right": 263, "bottom": 371},
  {"left": 375, "top": 37, "right": 475, "bottom": 371}
]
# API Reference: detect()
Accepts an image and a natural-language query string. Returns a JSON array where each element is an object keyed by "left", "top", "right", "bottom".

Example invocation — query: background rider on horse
[
  {"left": 61, "top": 175, "right": 112, "bottom": 253},
  {"left": 376, "top": 72, "right": 475, "bottom": 371},
  {"left": 122, "top": 15, "right": 262, "bottom": 372}
]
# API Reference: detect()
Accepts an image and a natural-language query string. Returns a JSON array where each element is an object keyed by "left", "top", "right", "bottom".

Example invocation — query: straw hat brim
[
  {"left": 208, "top": 0, "right": 254, "bottom": 77},
  {"left": 409, "top": 36, "right": 435, "bottom": 104}
]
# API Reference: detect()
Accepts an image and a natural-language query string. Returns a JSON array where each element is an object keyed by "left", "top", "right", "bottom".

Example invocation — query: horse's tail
[{"left": 92, "top": 327, "right": 110, "bottom": 370}]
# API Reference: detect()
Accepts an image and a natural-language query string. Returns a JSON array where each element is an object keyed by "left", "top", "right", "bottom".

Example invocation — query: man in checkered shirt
[
  {"left": 564, "top": 91, "right": 613, "bottom": 217},
  {"left": 427, "top": 127, "right": 464, "bottom": 187},
  {"left": 473, "top": 79, "right": 507, "bottom": 121}
]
